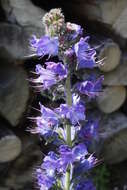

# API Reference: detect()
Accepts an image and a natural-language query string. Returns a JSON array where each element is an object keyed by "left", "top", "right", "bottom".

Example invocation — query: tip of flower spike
[
  {"left": 42, "top": 8, "right": 65, "bottom": 35},
  {"left": 43, "top": 8, "right": 64, "bottom": 25}
]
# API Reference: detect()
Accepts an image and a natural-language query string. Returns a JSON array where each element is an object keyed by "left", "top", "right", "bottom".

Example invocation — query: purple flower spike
[
  {"left": 75, "top": 179, "right": 96, "bottom": 190},
  {"left": 74, "top": 37, "right": 96, "bottom": 69},
  {"left": 77, "top": 76, "right": 104, "bottom": 98},
  {"left": 30, "top": 35, "right": 59, "bottom": 57},
  {"left": 28, "top": 9, "right": 103, "bottom": 190}
]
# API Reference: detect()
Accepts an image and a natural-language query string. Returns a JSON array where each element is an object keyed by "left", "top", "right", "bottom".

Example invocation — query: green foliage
[{"left": 93, "top": 164, "right": 110, "bottom": 190}]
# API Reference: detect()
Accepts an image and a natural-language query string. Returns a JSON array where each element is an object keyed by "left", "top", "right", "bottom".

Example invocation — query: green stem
[
  {"left": 66, "top": 74, "right": 72, "bottom": 106},
  {"left": 65, "top": 73, "right": 72, "bottom": 190},
  {"left": 65, "top": 169, "right": 71, "bottom": 190}
]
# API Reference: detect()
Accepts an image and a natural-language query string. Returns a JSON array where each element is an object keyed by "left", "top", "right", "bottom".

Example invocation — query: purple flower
[
  {"left": 30, "top": 103, "right": 59, "bottom": 136},
  {"left": 75, "top": 179, "right": 96, "bottom": 190},
  {"left": 81, "top": 154, "right": 98, "bottom": 170},
  {"left": 72, "top": 143, "right": 88, "bottom": 161},
  {"left": 36, "top": 168, "right": 55, "bottom": 190},
  {"left": 58, "top": 143, "right": 88, "bottom": 172},
  {"left": 30, "top": 35, "right": 59, "bottom": 57},
  {"left": 78, "top": 120, "right": 99, "bottom": 143},
  {"left": 42, "top": 151, "right": 59, "bottom": 177},
  {"left": 55, "top": 95, "right": 85, "bottom": 125},
  {"left": 66, "top": 22, "right": 83, "bottom": 40},
  {"left": 72, "top": 103, "right": 86, "bottom": 125},
  {"left": 32, "top": 64, "right": 56, "bottom": 89},
  {"left": 45, "top": 62, "right": 67, "bottom": 80},
  {"left": 74, "top": 154, "right": 98, "bottom": 175},
  {"left": 74, "top": 37, "right": 96, "bottom": 69},
  {"left": 58, "top": 145, "right": 74, "bottom": 172},
  {"left": 32, "top": 62, "right": 67, "bottom": 89},
  {"left": 55, "top": 103, "right": 85, "bottom": 125},
  {"left": 40, "top": 103, "right": 58, "bottom": 125},
  {"left": 30, "top": 35, "right": 38, "bottom": 48},
  {"left": 77, "top": 76, "right": 104, "bottom": 98}
]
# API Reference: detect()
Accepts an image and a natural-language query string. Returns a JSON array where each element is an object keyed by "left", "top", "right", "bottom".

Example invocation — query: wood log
[
  {"left": 98, "top": 40, "right": 121, "bottom": 72},
  {"left": 64, "top": 0, "right": 127, "bottom": 25},
  {"left": 0, "top": 133, "right": 40, "bottom": 189},
  {"left": 60, "top": 0, "right": 127, "bottom": 47},
  {"left": 98, "top": 112, "right": 127, "bottom": 164},
  {"left": 0, "top": 63, "right": 29, "bottom": 126},
  {"left": 103, "top": 54, "right": 127, "bottom": 85},
  {"left": 0, "top": 0, "right": 46, "bottom": 60},
  {"left": 1, "top": 0, "right": 45, "bottom": 28},
  {"left": 97, "top": 86, "right": 126, "bottom": 113},
  {"left": 113, "top": 7, "right": 127, "bottom": 40},
  {"left": 0, "top": 126, "right": 22, "bottom": 163},
  {"left": 4, "top": 143, "right": 41, "bottom": 189}
]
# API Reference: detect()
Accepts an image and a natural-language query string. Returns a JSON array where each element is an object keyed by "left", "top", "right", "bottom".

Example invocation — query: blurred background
[{"left": 0, "top": 0, "right": 127, "bottom": 189}]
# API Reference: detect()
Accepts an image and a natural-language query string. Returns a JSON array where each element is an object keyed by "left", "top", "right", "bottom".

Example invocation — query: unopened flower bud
[{"left": 42, "top": 8, "right": 65, "bottom": 36}]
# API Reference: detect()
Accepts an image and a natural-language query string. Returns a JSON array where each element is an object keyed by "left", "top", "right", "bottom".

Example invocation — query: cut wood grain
[
  {"left": 98, "top": 40, "right": 121, "bottom": 72},
  {"left": 113, "top": 7, "right": 127, "bottom": 40},
  {"left": 0, "top": 126, "right": 22, "bottom": 163},
  {"left": 103, "top": 54, "right": 127, "bottom": 85},
  {"left": 0, "top": 63, "right": 29, "bottom": 126},
  {"left": 97, "top": 86, "right": 126, "bottom": 113},
  {"left": 68, "top": 0, "right": 127, "bottom": 25}
]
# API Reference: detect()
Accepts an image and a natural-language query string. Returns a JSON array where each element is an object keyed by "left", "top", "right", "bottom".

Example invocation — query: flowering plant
[{"left": 29, "top": 8, "right": 103, "bottom": 190}]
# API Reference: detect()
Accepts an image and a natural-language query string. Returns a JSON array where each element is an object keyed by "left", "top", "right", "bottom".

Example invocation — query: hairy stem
[{"left": 65, "top": 73, "right": 72, "bottom": 190}]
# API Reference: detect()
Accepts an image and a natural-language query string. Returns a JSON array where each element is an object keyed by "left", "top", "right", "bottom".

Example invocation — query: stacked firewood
[
  {"left": 0, "top": 1, "right": 46, "bottom": 189},
  {"left": 1, "top": 0, "right": 127, "bottom": 189},
  {"left": 0, "top": 53, "right": 42, "bottom": 189}
]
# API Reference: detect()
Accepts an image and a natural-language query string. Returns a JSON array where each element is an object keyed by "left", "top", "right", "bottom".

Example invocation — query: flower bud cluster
[
  {"left": 29, "top": 8, "right": 104, "bottom": 190},
  {"left": 42, "top": 8, "right": 65, "bottom": 36}
]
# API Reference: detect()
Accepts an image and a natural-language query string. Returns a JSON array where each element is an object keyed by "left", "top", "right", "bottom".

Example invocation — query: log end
[
  {"left": 97, "top": 86, "right": 126, "bottom": 113},
  {"left": 99, "top": 42, "right": 121, "bottom": 72},
  {"left": 0, "top": 135, "right": 22, "bottom": 162}
]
